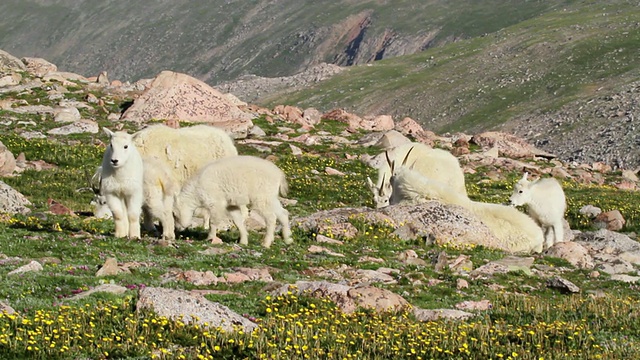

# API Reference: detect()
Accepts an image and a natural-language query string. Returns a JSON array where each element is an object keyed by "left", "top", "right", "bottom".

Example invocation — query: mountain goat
[
  {"left": 469, "top": 201, "right": 544, "bottom": 253},
  {"left": 100, "top": 128, "right": 144, "bottom": 239},
  {"left": 174, "top": 156, "right": 292, "bottom": 248},
  {"left": 509, "top": 173, "right": 566, "bottom": 250},
  {"left": 140, "top": 156, "right": 180, "bottom": 241},
  {"left": 132, "top": 124, "right": 238, "bottom": 232},
  {"left": 133, "top": 124, "right": 238, "bottom": 183},
  {"left": 367, "top": 142, "right": 467, "bottom": 208},
  {"left": 385, "top": 156, "right": 543, "bottom": 253}
]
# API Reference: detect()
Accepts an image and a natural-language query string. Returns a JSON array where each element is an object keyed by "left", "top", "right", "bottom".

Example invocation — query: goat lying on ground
[
  {"left": 510, "top": 172, "right": 566, "bottom": 250},
  {"left": 174, "top": 155, "right": 292, "bottom": 248},
  {"left": 385, "top": 149, "right": 544, "bottom": 253},
  {"left": 100, "top": 128, "right": 144, "bottom": 239},
  {"left": 367, "top": 142, "right": 467, "bottom": 208}
]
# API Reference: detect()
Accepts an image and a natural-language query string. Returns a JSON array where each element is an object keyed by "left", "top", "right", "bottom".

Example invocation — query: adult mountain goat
[
  {"left": 174, "top": 156, "right": 292, "bottom": 248},
  {"left": 386, "top": 155, "right": 544, "bottom": 253},
  {"left": 510, "top": 173, "right": 566, "bottom": 250},
  {"left": 367, "top": 142, "right": 467, "bottom": 208},
  {"left": 133, "top": 124, "right": 238, "bottom": 232},
  {"left": 100, "top": 128, "right": 144, "bottom": 239}
]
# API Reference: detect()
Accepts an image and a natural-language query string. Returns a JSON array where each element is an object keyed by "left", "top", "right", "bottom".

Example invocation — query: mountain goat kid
[
  {"left": 367, "top": 142, "right": 467, "bottom": 208},
  {"left": 174, "top": 156, "right": 292, "bottom": 248},
  {"left": 510, "top": 173, "right": 566, "bottom": 250},
  {"left": 100, "top": 128, "right": 144, "bottom": 239}
]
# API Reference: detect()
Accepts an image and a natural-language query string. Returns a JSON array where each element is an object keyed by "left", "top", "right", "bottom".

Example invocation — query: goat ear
[
  {"left": 522, "top": 172, "right": 529, "bottom": 181},
  {"left": 401, "top": 146, "right": 415, "bottom": 167},
  {"left": 103, "top": 128, "right": 114, "bottom": 138},
  {"left": 366, "top": 176, "right": 375, "bottom": 189}
]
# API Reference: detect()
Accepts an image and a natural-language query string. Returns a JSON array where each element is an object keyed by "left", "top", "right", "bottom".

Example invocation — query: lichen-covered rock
[
  {"left": 0, "top": 181, "right": 31, "bottom": 214},
  {"left": 137, "top": 287, "right": 257, "bottom": 333}
]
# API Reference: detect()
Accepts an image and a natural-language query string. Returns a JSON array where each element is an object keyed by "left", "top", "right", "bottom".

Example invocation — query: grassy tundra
[{"left": 0, "top": 84, "right": 640, "bottom": 359}]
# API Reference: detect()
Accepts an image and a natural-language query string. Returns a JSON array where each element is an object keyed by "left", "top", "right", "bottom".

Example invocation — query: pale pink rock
[
  {"left": 594, "top": 210, "right": 626, "bottom": 231},
  {"left": 471, "top": 131, "right": 555, "bottom": 159},
  {"left": 121, "top": 71, "right": 253, "bottom": 136},
  {"left": 545, "top": 242, "right": 594, "bottom": 269},
  {"left": 0, "top": 141, "right": 16, "bottom": 176}
]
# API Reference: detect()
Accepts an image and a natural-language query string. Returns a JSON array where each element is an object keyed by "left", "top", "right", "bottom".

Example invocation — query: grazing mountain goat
[
  {"left": 367, "top": 142, "right": 467, "bottom": 208},
  {"left": 87, "top": 166, "right": 112, "bottom": 219},
  {"left": 100, "top": 128, "right": 144, "bottom": 239},
  {"left": 386, "top": 151, "right": 472, "bottom": 209},
  {"left": 174, "top": 156, "right": 292, "bottom": 248},
  {"left": 509, "top": 173, "right": 566, "bottom": 250}
]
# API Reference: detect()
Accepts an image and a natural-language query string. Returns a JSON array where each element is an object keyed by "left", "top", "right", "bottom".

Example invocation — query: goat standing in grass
[
  {"left": 174, "top": 156, "right": 292, "bottom": 248},
  {"left": 100, "top": 128, "right": 144, "bottom": 239},
  {"left": 510, "top": 172, "right": 566, "bottom": 250}
]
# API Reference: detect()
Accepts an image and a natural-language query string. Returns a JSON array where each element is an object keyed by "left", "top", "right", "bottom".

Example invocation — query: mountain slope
[
  {"left": 0, "top": 0, "right": 569, "bottom": 83},
  {"left": 258, "top": 1, "right": 640, "bottom": 167}
]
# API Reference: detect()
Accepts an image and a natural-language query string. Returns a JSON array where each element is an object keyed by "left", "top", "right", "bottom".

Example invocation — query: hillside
[
  {"left": 256, "top": 1, "right": 640, "bottom": 168},
  {"left": 0, "top": 0, "right": 570, "bottom": 84}
]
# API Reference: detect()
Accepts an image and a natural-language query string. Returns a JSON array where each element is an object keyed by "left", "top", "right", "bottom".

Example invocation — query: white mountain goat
[
  {"left": 367, "top": 142, "right": 467, "bottom": 208},
  {"left": 385, "top": 154, "right": 544, "bottom": 253},
  {"left": 100, "top": 128, "right": 144, "bottom": 239},
  {"left": 140, "top": 156, "right": 180, "bottom": 241},
  {"left": 384, "top": 148, "right": 472, "bottom": 209},
  {"left": 468, "top": 201, "right": 544, "bottom": 253},
  {"left": 174, "top": 156, "right": 292, "bottom": 248},
  {"left": 509, "top": 172, "right": 566, "bottom": 250},
  {"left": 87, "top": 166, "right": 112, "bottom": 219},
  {"left": 132, "top": 124, "right": 239, "bottom": 231}
]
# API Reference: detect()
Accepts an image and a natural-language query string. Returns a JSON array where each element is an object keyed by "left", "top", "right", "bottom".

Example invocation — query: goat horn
[
  {"left": 379, "top": 173, "right": 386, "bottom": 196},
  {"left": 385, "top": 150, "right": 395, "bottom": 174},
  {"left": 401, "top": 146, "right": 415, "bottom": 167}
]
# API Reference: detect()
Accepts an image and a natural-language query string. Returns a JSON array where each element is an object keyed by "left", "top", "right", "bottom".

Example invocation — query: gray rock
[
  {"left": 412, "top": 308, "right": 474, "bottom": 322},
  {"left": 48, "top": 120, "right": 99, "bottom": 135},
  {"left": 0, "top": 50, "right": 26, "bottom": 71},
  {"left": 68, "top": 284, "right": 129, "bottom": 300},
  {"left": 137, "top": 287, "right": 257, "bottom": 333},
  {"left": 547, "top": 276, "right": 580, "bottom": 293},
  {"left": 575, "top": 229, "right": 640, "bottom": 253},
  {"left": 0, "top": 181, "right": 31, "bottom": 214},
  {"left": 53, "top": 106, "right": 81, "bottom": 123},
  {"left": 8, "top": 260, "right": 43, "bottom": 276}
]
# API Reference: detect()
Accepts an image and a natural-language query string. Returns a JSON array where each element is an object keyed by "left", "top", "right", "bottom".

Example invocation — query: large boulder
[
  {"left": 0, "top": 141, "right": 16, "bottom": 176},
  {"left": 121, "top": 71, "right": 254, "bottom": 137},
  {"left": 271, "top": 281, "right": 410, "bottom": 314},
  {"left": 294, "top": 203, "right": 539, "bottom": 254},
  {"left": 0, "top": 181, "right": 31, "bottom": 214},
  {"left": 137, "top": 287, "right": 257, "bottom": 333},
  {"left": 0, "top": 50, "right": 26, "bottom": 71}
]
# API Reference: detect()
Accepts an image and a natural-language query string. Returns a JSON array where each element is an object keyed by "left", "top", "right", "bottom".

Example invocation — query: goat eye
[
  {"left": 519, "top": 190, "right": 523, "bottom": 193},
  {"left": 124, "top": 145, "right": 129, "bottom": 149}
]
